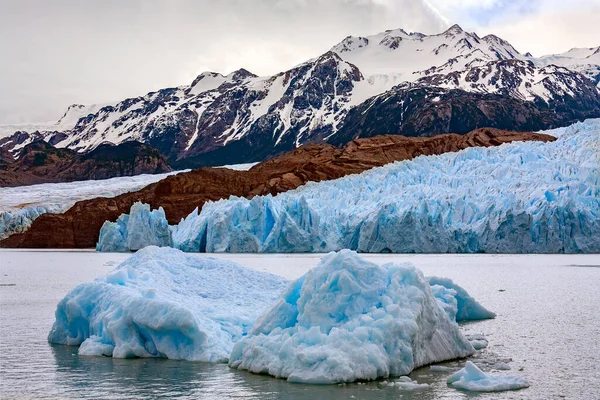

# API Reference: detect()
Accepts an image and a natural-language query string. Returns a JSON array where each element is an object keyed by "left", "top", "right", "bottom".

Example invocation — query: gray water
[{"left": 1, "top": 251, "right": 599, "bottom": 399}]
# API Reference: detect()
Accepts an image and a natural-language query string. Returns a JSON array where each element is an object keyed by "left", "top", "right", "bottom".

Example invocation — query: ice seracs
[
  {"left": 96, "top": 202, "right": 173, "bottom": 252},
  {"left": 107, "top": 119, "right": 599, "bottom": 254},
  {"left": 228, "top": 250, "right": 476, "bottom": 383},
  {"left": 447, "top": 361, "right": 530, "bottom": 392},
  {"left": 48, "top": 246, "right": 288, "bottom": 361}
]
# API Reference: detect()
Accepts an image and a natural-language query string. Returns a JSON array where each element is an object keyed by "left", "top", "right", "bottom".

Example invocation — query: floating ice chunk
[
  {"left": 228, "top": 250, "right": 476, "bottom": 384},
  {"left": 48, "top": 246, "right": 288, "bottom": 361},
  {"left": 447, "top": 361, "right": 530, "bottom": 392},
  {"left": 428, "top": 277, "right": 496, "bottom": 321},
  {"left": 465, "top": 333, "right": 489, "bottom": 350},
  {"left": 430, "top": 365, "right": 455, "bottom": 372},
  {"left": 96, "top": 202, "right": 173, "bottom": 252}
]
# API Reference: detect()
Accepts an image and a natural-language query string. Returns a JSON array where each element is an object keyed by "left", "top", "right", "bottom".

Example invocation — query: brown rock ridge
[
  {"left": 0, "top": 141, "right": 171, "bottom": 187},
  {"left": 1, "top": 128, "right": 556, "bottom": 248}
]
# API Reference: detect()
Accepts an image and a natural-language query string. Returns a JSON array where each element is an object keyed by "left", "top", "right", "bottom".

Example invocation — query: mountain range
[{"left": 1, "top": 24, "right": 599, "bottom": 169}]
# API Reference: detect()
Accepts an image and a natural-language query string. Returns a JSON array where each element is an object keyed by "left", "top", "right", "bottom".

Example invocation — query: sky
[{"left": 0, "top": 0, "right": 598, "bottom": 124}]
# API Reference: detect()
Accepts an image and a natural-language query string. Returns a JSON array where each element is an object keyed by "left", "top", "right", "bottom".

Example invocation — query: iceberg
[
  {"left": 96, "top": 202, "right": 173, "bottom": 252},
  {"left": 447, "top": 361, "right": 530, "bottom": 391},
  {"left": 48, "top": 246, "right": 288, "bottom": 361},
  {"left": 97, "top": 119, "right": 600, "bottom": 253},
  {"left": 428, "top": 277, "right": 496, "bottom": 321},
  {"left": 228, "top": 250, "right": 477, "bottom": 383}
]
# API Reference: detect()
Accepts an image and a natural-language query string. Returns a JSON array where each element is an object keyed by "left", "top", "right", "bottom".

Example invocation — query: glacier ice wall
[
  {"left": 170, "top": 119, "right": 600, "bottom": 254},
  {"left": 229, "top": 250, "right": 476, "bottom": 383},
  {"left": 48, "top": 246, "right": 288, "bottom": 361},
  {"left": 96, "top": 202, "right": 173, "bottom": 251},
  {"left": 0, "top": 204, "right": 64, "bottom": 239}
]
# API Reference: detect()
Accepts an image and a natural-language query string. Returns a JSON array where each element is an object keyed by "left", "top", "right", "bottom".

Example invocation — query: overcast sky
[{"left": 0, "top": 0, "right": 598, "bottom": 123}]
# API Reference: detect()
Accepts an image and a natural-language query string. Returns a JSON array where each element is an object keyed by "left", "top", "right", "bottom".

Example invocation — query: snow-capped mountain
[{"left": 1, "top": 24, "right": 599, "bottom": 168}]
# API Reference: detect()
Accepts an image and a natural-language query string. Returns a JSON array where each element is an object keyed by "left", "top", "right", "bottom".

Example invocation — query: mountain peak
[
  {"left": 227, "top": 68, "right": 257, "bottom": 81},
  {"left": 443, "top": 24, "right": 464, "bottom": 35}
]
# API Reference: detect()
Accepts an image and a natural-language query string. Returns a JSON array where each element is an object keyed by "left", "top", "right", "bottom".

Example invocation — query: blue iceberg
[
  {"left": 447, "top": 361, "right": 530, "bottom": 391},
  {"left": 48, "top": 246, "right": 288, "bottom": 361},
  {"left": 228, "top": 250, "right": 477, "bottom": 383},
  {"left": 96, "top": 202, "right": 173, "bottom": 252},
  {"left": 97, "top": 119, "right": 600, "bottom": 253},
  {"left": 428, "top": 277, "right": 496, "bottom": 321}
]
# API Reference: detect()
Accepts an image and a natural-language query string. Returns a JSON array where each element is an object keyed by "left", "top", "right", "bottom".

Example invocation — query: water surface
[{"left": 1, "top": 251, "right": 599, "bottom": 399}]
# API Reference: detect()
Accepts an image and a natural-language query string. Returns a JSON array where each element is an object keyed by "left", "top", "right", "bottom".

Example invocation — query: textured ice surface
[
  {"left": 447, "top": 361, "right": 530, "bottom": 392},
  {"left": 48, "top": 246, "right": 288, "bottom": 361},
  {"left": 228, "top": 250, "right": 476, "bottom": 383},
  {"left": 96, "top": 202, "right": 173, "bottom": 251},
  {"left": 167, "top": 119, "right": 600, "bottom": 254},
  {"left": 428, "top": 277, "right": 496, "bottom": 321}
]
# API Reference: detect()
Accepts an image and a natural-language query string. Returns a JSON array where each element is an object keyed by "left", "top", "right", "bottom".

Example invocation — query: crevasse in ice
[
  {"left": 228, "top": 250, "right": 476, "bottom": 383},
  {"left": 0, "top": 205, "right": 64, "bottom": 239},
  {"left": 48, "top": 246, "right": 288, "bottom": 361},
  {"left": 96, "top": 202, "right": 173, "bottom": 251},
  {"left": 97, "top": 119, "right": 600, "bottom": 253}
]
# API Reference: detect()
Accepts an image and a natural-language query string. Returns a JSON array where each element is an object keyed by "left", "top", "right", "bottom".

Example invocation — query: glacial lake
[{"left": 1, "top": 251, "right": 599, "bottom": 399}]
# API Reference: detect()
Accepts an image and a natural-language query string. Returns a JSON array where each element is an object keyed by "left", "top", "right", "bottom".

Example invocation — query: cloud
[{"left": 0, "top": 0, "right": 447, "bottom": 123}]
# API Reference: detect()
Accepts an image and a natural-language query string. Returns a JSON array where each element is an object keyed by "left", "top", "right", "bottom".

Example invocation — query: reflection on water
[
  {"left": 48, "top": 344, "right": 446, "bottom": 400},
  {"left": 1, "top": 251, "right": 599, "bottom": 399}
]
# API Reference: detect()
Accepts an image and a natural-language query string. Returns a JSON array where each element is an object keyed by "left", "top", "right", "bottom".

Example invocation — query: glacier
[
  {"left": 0, "top": 205, "right": 64, "bottom": 239},
  {"left": 48, "top": 246, "right": 288, "bottom": 361},
  {"left": 447, "top": 361, "right": 530, "bottom": 392},
  {"left": 97, "top": 119, "right": 600, "bottom": 254},
  {"left": 96, "top": 202, "right": 173, "bottom": 252},
  {"left": 228, "top": 250, "right": 476, "bottom": 383}
]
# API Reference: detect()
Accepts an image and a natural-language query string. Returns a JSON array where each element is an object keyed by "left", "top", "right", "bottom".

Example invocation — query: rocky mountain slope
[
  {"left": 0, "top": 141, "right": 171, "bottom": 187},
  {"left": 1, "top": 25, "right": 597, "bottom": 168},
  {"left": 1, "top": 128, "right": 555, "bottom": 248}
]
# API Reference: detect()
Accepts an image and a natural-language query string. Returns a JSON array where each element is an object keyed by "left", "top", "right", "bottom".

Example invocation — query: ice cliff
[
  {"left": 229, "top": 250, "right": 476, "bottom": 383},
  {"left": 97, "top": 119, "right": 600, "bottom": 254},
  {"left": 48, "top": 246, "right": 288, "bottom": 361}
]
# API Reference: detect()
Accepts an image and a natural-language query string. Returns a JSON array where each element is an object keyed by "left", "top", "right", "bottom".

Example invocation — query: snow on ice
[
  {"left": 228, "top": 250, "right": 476, "bottom": 383},
  {"left": 447, "top": 361, "right": 530, "bottom": 392},
  {"left": 98, "top": 119, "right": 600, "bottom": 254},
  {"left": 48, "top": 246, "right": 288, "bottom": 361}
]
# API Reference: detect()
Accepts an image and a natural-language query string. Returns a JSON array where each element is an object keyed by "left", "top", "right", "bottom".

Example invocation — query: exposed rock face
[
  {"left": 0, "top": 141, "right": 172, "bottom": 187},
  {"left": 1, "top": 129, "right": 555, "bottom": 248},
  {"left": 331, "top": 84, "right": 600, "bottom": 145}
]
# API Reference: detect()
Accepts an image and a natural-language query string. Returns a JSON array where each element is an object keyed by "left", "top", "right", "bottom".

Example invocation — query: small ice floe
[
  {"left": 465, "top": 333, "right": 489, "bottom": 350},
  {"left": 382, "top": 376, "right": 429, "bottom": 391},
  {"left": 430, "top": 365, "right": 455, "bottom": 372},
  {"left": 447, "top": 361, "right": 529, "bottom": 392}
]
